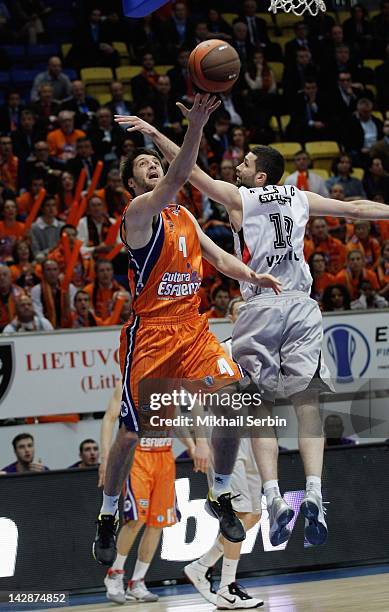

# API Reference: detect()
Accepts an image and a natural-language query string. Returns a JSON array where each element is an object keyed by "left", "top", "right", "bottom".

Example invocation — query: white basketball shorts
[{"left": 232, "top": 291, "right": 333, "bottom": 400}]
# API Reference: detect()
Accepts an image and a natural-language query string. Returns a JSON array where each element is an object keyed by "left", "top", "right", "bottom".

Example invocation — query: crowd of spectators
[
  {"left": 0, "top": 433, "right": 99, "bottom": 473},
  {"left": 0, "top": 0, "right": 388, "bottom": 334}
]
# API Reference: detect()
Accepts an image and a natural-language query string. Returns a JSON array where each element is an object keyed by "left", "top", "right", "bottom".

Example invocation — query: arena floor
[{"left": 27, "top": 565, "right": 389, "bottom": 612}]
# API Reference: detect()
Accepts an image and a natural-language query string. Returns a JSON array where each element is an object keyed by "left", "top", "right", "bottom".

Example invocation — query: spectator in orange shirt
[
  {"left": 84, "top": 259, "right": 125, "bottom": 319},
  {"left": 0, "top": 134, "right": 18, "bottom": 191},
  {"left": 309, "top": 252, "right": 336, "bottom": 303},
  {"left": 68, "top": 289, "right": 123, "bottom": 328},
  {"left": 0, "top": 199, "right": 26, "bottom": 262},
  {"left": 377, "top": 240, "right": 389, "bottom": 299},
  {"left": 95, "top": 168, "right": 127, "bottom": 218},
  {"left": 304, "top": 217, "right": 347, "bottom": 274},
  {"left": 346, "top": 220, "right": 381, "bottom": 269},
  {"left": 16, "top": 176, "right": 45, "bottom": 217},
  {"left": 205, "top": 285, "right": 230, "bottom": 319},
  {"left": 9, "top": 239, "right": 38, "bottom": 289},
  {"left": 47, "top": 110, "right": 86, "bottom": 161},
  {"left": 0, "top": 264, "right": 24, "bottom": 331},
  {"left": 335, "top": 249, "right": 380, "bottom": 300},
  {"left": 48, "top": 224, "right": 92, "bottom": 288},
  {"left": 322, "top": 284, "right": 351, "bottom": 312}
]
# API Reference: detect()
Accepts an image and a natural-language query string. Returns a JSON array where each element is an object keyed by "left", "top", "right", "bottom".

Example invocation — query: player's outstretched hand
[
  {"left": 252, "top": 273, "right": 282, "bottom": 295},
  {"left": 114, "top": 114, "right": 157, "bottom": 135},
  {"left": 177, "top": 93, "right": 220, "bottom": 128}
]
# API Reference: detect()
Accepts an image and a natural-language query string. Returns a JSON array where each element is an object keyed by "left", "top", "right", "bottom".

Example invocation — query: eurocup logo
[{"left": 323, "top": 324, "right": 370, "bottom": 383}]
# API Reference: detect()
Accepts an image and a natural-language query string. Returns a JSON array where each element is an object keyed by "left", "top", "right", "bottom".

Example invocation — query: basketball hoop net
[{"left": 269, "top": 0, "right": 326, "bottom": 16}]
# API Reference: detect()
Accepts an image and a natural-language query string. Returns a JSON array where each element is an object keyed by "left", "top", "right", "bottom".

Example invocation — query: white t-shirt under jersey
[{"left": 233, "top": 184, "right": 313, "bottom": 299}]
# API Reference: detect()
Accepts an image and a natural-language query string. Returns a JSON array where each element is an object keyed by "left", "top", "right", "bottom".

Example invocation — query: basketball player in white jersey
[{"left": 114, "top": 112, "right": 389, "bottom": 548}]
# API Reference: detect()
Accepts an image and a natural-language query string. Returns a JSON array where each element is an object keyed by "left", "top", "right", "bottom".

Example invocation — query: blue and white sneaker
[
  {"left": 268, "top": 496, "right": 295, "bottom": 547},
  {"left": 300, "top": 489, "right": 328, "bottom": 545}
]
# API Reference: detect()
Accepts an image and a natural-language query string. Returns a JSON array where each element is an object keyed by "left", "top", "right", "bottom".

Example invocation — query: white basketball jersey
[{"left": 233, "top": 185, "right": 312, "bottom": 299}]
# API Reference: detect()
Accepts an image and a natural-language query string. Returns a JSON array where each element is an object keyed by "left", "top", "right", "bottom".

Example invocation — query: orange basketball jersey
[{"left": 121, "top": 204, "right": 203, "bottom": 317}]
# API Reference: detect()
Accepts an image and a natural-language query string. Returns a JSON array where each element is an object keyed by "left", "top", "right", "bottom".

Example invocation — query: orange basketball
[{"left": 188, "top": 39, "right": 241, "bottom": 93}]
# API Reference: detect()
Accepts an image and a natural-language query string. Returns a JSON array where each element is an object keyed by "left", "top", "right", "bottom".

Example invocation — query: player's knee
[
  {"left": 237, "top": 512, "right": 260, "bottom": 531},
  {"left": 123, "top": 519, "right": 143, "bottom": 532}
]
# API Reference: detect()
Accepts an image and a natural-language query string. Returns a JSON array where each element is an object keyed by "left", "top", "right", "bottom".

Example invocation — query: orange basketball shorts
[
  {"left": 122, "top": 447, "right": 178, "bottom": 528},
  {"left": 118, "top": 311, "right": 243, "bottom": 432}
]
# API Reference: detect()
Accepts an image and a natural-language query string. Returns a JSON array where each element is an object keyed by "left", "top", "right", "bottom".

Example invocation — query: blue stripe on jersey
[
  {"left": 127, "top": 214, "right": 165, "bottom": 298},
  {"left": 120, "top": 315, "right": 141, "bottom": 433},
  {"left": 123, "top": 473, "right": 138, "bottom": 523}
]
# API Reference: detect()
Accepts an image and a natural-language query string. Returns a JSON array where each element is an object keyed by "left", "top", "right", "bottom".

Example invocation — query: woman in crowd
[
  {"left": 222, "top": 126, "right": 250, "bottom": 167},
  {"left": 0, "top": 199, "right": 26, "bottom": 262},
  {"left": 322, "top": 284, "right": 351, "bottom": 312},
  {"left": 56, "top": 171, "right": 76, "bottom": 221},
  {"left": 309, "top": 252, "right": 336, "bottom": 303},
  {"left": 9, "top": 239, "right": 39, "bottom": 288}
]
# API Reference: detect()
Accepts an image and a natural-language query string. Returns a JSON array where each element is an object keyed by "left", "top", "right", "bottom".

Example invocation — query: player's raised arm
[
  {"left": 306, "top": 191, "right": 389, "bottom": 219},
  {"left": 115, "top": 111, "right": 241, "bottom": 215}
]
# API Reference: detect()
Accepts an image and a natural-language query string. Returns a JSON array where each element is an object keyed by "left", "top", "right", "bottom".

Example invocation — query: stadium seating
[
  {"left": 305, "top": 141, "right": 340, "bottom": 172},
  {"left": 268, "top": 141, "right": 301, "bottom": 172},
  {"left": 268, "top": 61, "right": 284, "bottom": 84},
  {"left": 270, "top": 115, "right": 290, "bottom": 138},
  {"left": 80, "top": 67, "right": 114, "bottom": 96},
  {"left": 112, "top": 42, "right": 130, "bottom": 66}
]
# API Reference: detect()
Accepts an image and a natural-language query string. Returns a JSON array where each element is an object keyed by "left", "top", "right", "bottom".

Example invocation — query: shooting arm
[
  {"left": 151, "top": 128, "right": 241, "bottom": 212},
  {"left": 307, "top": 191, "right": 389, "bottom": 219}
]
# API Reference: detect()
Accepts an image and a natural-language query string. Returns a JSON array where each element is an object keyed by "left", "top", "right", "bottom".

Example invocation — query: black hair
[
  {"left": 79, "top": 438, "right": 97, "bottom": 453},
  {"left": 120, "top": 147, "right": 163, "bottom": 191},
  {"left": 250, "top": 145, "right": 285, "bottom": 185},
  {"left": 74, "top": 289, "right": 89, "bottom": 304},
  {"left": 331, "top": 153, "right": 353, "bottom": 175},
  {"left": 12, "top": 433, "right": 33, "bottom": 450},
  {"left": 211, "top": 284, "right": 230, "bottom": 301},
  {"left": 322, "top": 284, "right": 351, "bottom": 311},
  {"left": 60, "top": 223, "right": 77, "bottom": 236}
]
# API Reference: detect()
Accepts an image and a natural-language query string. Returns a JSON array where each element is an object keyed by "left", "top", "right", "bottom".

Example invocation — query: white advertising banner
[
  {"left": 0, "top": 312, "right": 388, "bottom": 419},
  {"left": 322, "top": 310, "right": 389, "bottom": 383},
  {"left": 0, "top": 320, "right": 232, "bottom": 419}
]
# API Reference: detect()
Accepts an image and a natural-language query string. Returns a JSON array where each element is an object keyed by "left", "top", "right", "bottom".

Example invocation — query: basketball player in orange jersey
[
  {"left": 116, "top": 109, "right": 389, "bottom": 552},
  {"left": 93, "top": 94, "right": 281, "bottom": 566},
  {"left": 99, "top": 383, "right": 189, "bottom": 604}
]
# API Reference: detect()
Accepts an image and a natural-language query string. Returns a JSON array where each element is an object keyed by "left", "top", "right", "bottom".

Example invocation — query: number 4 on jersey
[{"left": 179, "top": 236, "right": 187, "bottom": 257}]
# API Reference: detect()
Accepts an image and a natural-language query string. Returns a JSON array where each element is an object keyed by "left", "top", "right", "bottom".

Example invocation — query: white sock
[
  {"left": 263, "top": 479, "right": 280, "bottom": 508},
  {"left": 131, "top": 559, "right": 150, "bottom": 582},
  {"left": 112, "top": 553, "right": 127, "bottom": 572},
  {"left": 100, "top": 493, "right": 119, "bottom": 515},
  {"left": 212, "top": 473, "right": 232, "bottom": 498},
  {"left": 306, "top": 475, "right": 322, "bottom": 496},
  {"left": 219, "top": 557, "right": 239, "bottom": 590},
  {"left": 198, "top": 538, "right": 224, "bottom": 568}
]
